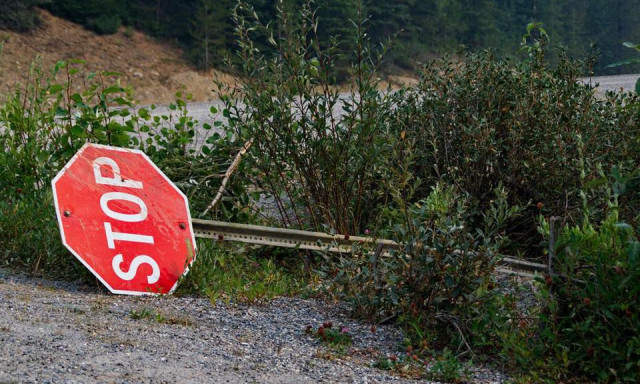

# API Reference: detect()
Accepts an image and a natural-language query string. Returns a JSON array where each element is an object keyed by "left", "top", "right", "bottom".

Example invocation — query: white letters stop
[{"left": 93, "top": 156, "right": 160, "bottom": 284}]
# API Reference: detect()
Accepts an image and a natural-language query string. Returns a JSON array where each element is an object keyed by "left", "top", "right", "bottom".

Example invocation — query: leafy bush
[
  {"left": 0, "top": 58, "right": 250, "bottom": 278},
  {"left": 322, "top": 184, "right": 520, "bottom": 352},
  {"left": 395, "top": 48, "right": 640, "bottom": 253},
  {"left": 219, "top": 0, "right": 397, "bottom": 235},
  {"left": 46, "top": 0, "right": 128, "bottom": 35},
  {"left": 528, "top": 194, "right": 640, "bottom": 382},
  {"left": 490, "top": 172, "right": 640, "bottom": 383},
  {"left": 87, "top": 14, "right": 121, "bottom": 35}
]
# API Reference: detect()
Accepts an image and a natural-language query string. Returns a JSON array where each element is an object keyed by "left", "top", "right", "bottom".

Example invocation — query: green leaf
[
  {"left": 70, "top": 125, "right": 84, "bottom": 138},
  {"left": 623, "top": 42, "right": 640, "bottom": 51},
  {"left": 606, "top": 58, "right": 640, "bottom": 68},
  {"left": 70, "top": 93, "right": 83, "bottom": 104},
  {"left": 48, "top": 84, "right": 63, "bottom": 94},
  {"left": 615, "top": 223, "right": 633, "bottom": 231},
  {"left": 55, "top": 107, "right": 68, "bottom": 116},
  {"left": 53, "top": 61, "right": 66, "bottom": 75},
  {"left": 36, "top": 151, "right": 48, "bottom": 164},
  {"left": 102, "top": 71, "right": 123, "bottom": 77},
  {"left": 102, "top": 85, "right": 122, "bottom": 95},
  {"left": 628, "top": 241, "right": 640, "bottom": 266},
  {"left": 112, "top": 97, "right": 131, "bottom": 106},
  {"left": 138, "top": 109, "right": 150, "bottom": 119}
]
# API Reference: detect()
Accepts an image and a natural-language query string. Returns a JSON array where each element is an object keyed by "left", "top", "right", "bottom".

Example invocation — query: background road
[
  {"left": 580, "top": 74, "right": 638, "bottom": 94},
  {"left": 170, "top": 74, "right": 639, "bottom": 128}
]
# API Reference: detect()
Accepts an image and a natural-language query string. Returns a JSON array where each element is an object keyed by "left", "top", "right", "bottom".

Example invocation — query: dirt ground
[
  {"left": 0, "top": 10, "right": 236, "bottom": 105},
  {"left": 0, "top": 268, "right": 513, "bottom": 383}
]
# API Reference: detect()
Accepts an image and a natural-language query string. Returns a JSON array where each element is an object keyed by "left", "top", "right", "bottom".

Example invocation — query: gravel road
[
  {"left": 0, "top": 269, "right": 509, "bottom": 384},
  {"left": 114, "top": 74, "right": 639, "bottom": 154},
  {"left": 158, "top": 74, "right": 640, "bottom": 134},
  {"left": 580, "top": 74, "right": 638, "bottom": 94}
]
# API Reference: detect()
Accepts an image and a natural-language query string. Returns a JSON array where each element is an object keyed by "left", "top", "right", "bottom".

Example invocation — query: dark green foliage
[
  {"left": 326, "top": 184, "right": 519, "bottom": 350},
  {"left": 87, "top": 14, "right": 122, "bottom": 35},
  {"left": 395, "top": 47, "right": 640, "bottom": 253},
  {"left": 46, "top": 0, "right": 127, "bottom": 34},
  {"left": 0, "top": 0, "right": 47, "bottom": 32},
  {"left": 499, "top": 186, "right": 640, "bottom": 383},
  {"left": 223, "top": 5, "right": 640, "bottom": 380},
  {"left": 188, "top": 0, "right": 236, "bottom": 70},
  {"left": 541, "top": 211, "right": 640, "bottom": 382}
]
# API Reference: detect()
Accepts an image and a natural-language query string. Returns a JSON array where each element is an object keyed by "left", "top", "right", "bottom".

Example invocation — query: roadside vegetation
[{"left": 1, "top": 1, "right": 639, "bottom": 383}]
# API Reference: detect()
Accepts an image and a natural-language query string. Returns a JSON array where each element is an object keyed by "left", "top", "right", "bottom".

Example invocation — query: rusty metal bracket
[{"left": 191, "top": 219, "right": 547, "bottom": 276}]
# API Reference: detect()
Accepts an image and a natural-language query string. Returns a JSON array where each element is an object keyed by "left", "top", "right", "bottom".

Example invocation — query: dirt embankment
[{"left": 0, "top": 10, "right": 236, "bottom": 105}]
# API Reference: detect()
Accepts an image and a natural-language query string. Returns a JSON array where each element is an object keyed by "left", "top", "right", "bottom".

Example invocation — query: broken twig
[{"left": 201, "top": 139, "right": 253, "bottom": 216}]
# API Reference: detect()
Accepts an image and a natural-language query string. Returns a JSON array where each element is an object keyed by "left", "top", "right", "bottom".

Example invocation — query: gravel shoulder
[{"left": 0, "top": 269, "right": 509, "bottom": 384}]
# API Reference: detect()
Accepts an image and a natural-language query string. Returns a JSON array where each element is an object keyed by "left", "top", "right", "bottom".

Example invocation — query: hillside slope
[{"left": 0, "top": 10, "right": 235, "bottom": 105}]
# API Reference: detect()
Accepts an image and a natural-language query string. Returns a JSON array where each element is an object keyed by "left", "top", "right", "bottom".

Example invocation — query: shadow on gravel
[{"left": 0, "top": 267, "right": 108, "bottom": 295}]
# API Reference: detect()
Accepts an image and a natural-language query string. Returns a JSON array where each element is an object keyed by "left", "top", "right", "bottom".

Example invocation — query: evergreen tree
[
  {"left": 13, "top": 0, "right": 640, "bottom": 76},
  {"left": 459, "top": 0, "right": 504, "bottom": 50},
  {"left": 47, "top": 0, "right": 129, "bottom": 34},
  {"left": 366, "top": 0, "right": 415, "bottom": 68},
  {"left": 315, "top": 0, "right": 359, "bottom": 48},
  {"left": 189, "top": 0, "right": 235, "bottom": 70},
  {"left": 0, "top": 0, "right": 47, "bottom": 32}
]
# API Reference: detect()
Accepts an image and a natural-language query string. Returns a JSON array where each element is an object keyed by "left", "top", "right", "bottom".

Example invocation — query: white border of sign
[{"left": 51, "top": 142, "right": 197, "bottom": 295}]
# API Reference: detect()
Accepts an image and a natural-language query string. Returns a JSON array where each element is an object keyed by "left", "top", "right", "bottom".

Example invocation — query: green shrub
[
  {"left": 87, "top": 14, "right": 121, "bottom": 35},
  {"left": 322, "top": 184, "right": 520, "bottom": 352},
  {"left": 46, "top": 0, "right": 128, "bottom": 35},
  {"left": 219, "top": 0, "right": 397, "bottom": 235},
  {"left": 0, "top": 0, "right": 45, "bottom": 32},
  {"left": 396, "top": 49, "right": 640, "bottom": 253},
  {"left": 530, "top": 198, "right": 640, "bottom": 382},
  {"left": 494, "top": 172, "right": 640, "bottom": 383}
]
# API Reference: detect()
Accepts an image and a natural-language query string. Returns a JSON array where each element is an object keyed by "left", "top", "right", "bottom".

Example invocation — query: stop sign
[{"left": 51, "top": 143, "right": 196, "bottom": 295}]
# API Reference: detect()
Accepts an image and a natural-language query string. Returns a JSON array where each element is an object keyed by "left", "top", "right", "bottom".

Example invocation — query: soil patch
[{"left": 0, "top": 10, "right": 235, "bottom": 105}]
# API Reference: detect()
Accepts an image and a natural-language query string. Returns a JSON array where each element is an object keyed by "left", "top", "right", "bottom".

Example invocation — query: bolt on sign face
[{"left": 51, "top": 143, "right": 196, "bottom": 295}]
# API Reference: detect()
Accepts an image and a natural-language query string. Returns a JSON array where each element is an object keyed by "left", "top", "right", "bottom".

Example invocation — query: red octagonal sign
[{"left": 52, "top": 143, "right": 196, "bottom": 295}]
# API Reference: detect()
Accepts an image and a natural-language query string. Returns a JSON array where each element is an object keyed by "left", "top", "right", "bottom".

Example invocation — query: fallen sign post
[
  {"left": 52, "top": 144, "right": 547, "bottom": 296},
  {"left": 191, "top": 219, "right": 548, "bottom": 277}
]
